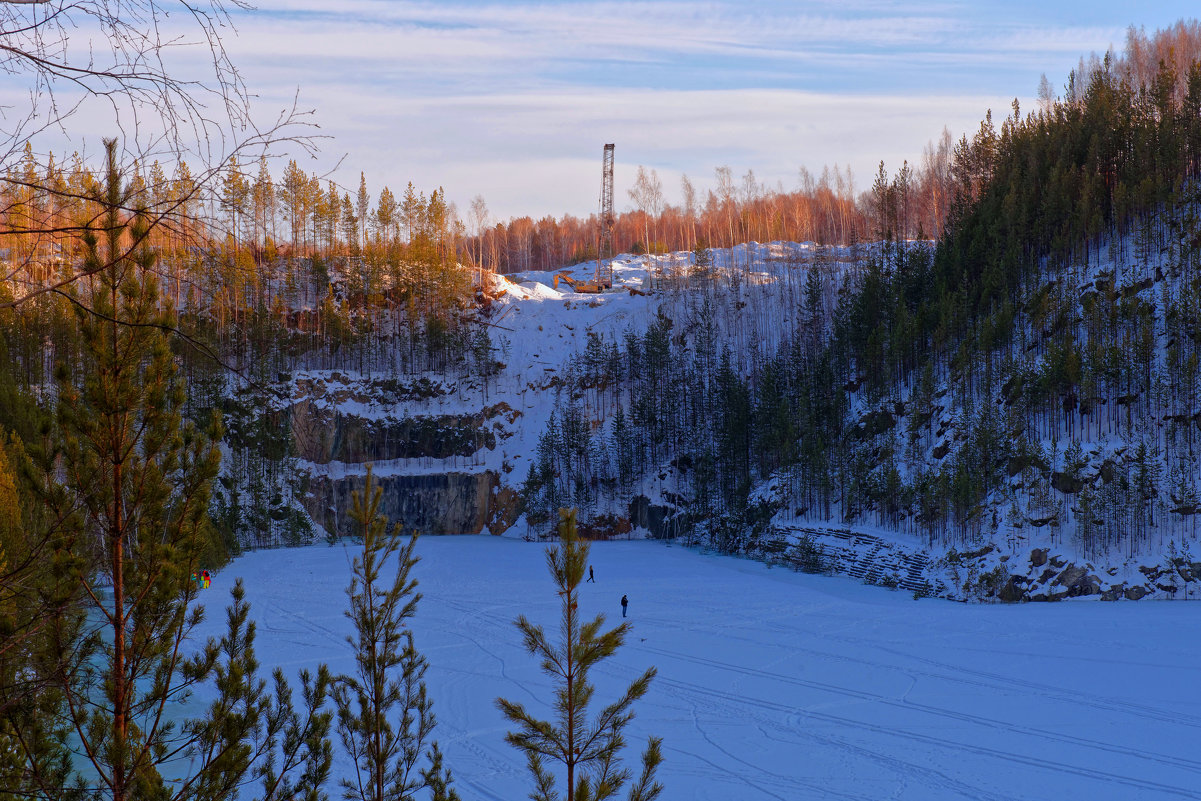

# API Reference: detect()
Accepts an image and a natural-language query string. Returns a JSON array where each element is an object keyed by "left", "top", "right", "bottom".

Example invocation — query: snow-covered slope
[
  {"left": 195, "top": 537, "right": 1201, "bottom": 800},
  {"left": 269, "top": 241, "right": 866, "bottom": 537},
  {"left": 247, "top": 229, "right": 1201, "bottom": 600}
]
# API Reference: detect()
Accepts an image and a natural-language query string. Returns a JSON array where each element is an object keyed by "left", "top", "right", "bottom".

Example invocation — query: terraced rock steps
[{"left": 778, "top": 524, "right": 942, "bottom": 596}]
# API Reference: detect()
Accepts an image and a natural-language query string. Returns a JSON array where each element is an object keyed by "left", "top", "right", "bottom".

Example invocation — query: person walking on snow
[
  {"left": 621, "top": 594, "right": 628, "bottom": 618},
  {"left": 588, "top": 565, "right": 595, "bottom": 583}
]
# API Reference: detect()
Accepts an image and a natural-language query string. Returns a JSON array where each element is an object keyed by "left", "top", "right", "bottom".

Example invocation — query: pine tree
[
  {"left": 690, "top": 237, "right": 713, "bottom": 285},
  {"left": 609, "top": 408, "right": 637, "bottom": 499},
  {"left": 183, "top": 580, "right": 335, "bottom": 801},
  {"left": 47, "top": 138, "right": 226, "bottom": 800},
  {"left": 333, "top": 466, "right": 458, "bottom": 801},
  {"left": 497, "top": 508, "right": 663, "bottom": 801},
  {"left": 0, "top": 434, "right": 76, "bottom": 800},
  {"left": 12, "top": 139, "right": 334, "bottom": 801},
  {"left": 356, "top": 173, "right": 371, "bottom": 253}
]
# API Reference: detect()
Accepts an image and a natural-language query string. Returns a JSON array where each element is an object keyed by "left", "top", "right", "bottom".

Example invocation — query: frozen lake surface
[{"left": 195, "top": 537, "right": 1201, "bottom": 800}]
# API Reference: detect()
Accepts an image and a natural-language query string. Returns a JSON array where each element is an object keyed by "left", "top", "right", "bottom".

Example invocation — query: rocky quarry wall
[
  {"left": 303, "top": 470, "right": 520, "bottom": 536},
  {"left": 779, "top": 524, "right": 1201, "bottom": 602},
  {"left": 285, "top": 378, "right": 521, "bottom": 537}
]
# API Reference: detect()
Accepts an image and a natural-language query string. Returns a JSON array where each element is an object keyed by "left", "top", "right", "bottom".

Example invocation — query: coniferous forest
[
  {"left": 7, "top": 8, "right": 1201, "bottom": 798},
  {"left": 524, "top": 23, "right": 1201, "bottom": 565}
]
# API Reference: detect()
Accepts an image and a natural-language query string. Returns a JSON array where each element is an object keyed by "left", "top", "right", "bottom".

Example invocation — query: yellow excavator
[{"left": 553, "top": 271, "right": 610, "bottom": 293}]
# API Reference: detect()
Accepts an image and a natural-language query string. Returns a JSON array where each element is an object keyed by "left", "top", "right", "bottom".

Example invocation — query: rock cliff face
[
  {"left": 305, "top": 471, "right": 502, "bottom": 536},
  {"left": 941, "top": 546, "right": 1201, "bottom": 602},
  {"left": 285, "top": 376, "right": 523, "bottom": 536},
  {"left": 290, "top": 399, "right": 502, "bottom": 463},
  {"left": 628, "top": 495, "right": 685, "bottom": 538},
  {"left": 997, "top": 550, "right": 1201, "bottom": 601}
]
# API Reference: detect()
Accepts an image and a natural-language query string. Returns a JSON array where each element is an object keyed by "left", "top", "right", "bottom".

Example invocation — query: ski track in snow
[
  {"left": 637, "top": 644, "right": 1201, "bottom": 776},
  {"left": 192, "top": 537, "right": 1201, "bottom": 800},
  {"left": 652, "top": 672, "right": 1201, "bottom": 800}
]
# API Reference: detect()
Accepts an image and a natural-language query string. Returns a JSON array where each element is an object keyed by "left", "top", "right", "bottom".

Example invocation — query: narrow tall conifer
[{"left": 497, "top": 507, "right": 662, "bottom": 801}]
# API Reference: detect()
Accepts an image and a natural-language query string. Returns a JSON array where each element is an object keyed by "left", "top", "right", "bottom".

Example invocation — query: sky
[{"left": 8, "top": 1, "right": 1201, "bottom": 225}]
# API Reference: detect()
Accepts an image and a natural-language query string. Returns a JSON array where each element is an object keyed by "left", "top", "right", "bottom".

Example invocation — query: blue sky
[{"left": 15, "top": 1, "right": 1201, "bottom": 225}]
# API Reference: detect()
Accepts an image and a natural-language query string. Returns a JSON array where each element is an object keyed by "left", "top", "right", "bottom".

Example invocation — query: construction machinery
[
  {"left": 553, "top": 272, "right": 605, "bottom": 293},
  {"left": 551, "top": 144, "right": 616, "bottom": 294},
  {"left": 597, "top": 143, "right": 615, "bottom": 288}
]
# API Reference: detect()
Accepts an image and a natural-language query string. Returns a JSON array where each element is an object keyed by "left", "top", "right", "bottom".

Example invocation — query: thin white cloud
[
  {"left": 199, "top": 2, "right": 1198, "bottom": 219},
  {"left": 275, "top": 83, "right": 1014, "bottom": 219},
  {"left": 236, "top": 1, "right": 965, "bottom": 68},
  {"left": 6, "top": 0, "right": 1197, "bottom": 223}
]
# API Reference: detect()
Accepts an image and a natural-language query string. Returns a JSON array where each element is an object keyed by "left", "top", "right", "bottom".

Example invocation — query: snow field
[{"left": 196, "top": 538, "right": 1201, "bottom": 800}]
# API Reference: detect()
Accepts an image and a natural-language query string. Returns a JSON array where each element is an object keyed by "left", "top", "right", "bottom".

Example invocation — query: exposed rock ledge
[{"left": 304, "top": 470, "right": 519, "bottom": 537}]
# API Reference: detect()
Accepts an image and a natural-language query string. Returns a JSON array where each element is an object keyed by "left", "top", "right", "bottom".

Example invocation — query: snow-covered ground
[{"left": 195, "top": 537, "right": 1201, "bottom": 800}]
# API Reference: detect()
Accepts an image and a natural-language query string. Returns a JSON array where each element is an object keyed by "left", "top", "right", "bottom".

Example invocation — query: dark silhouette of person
[
  {"left": 588, "top": 565, "right": 595, "bottom": 583},
  {"left": 621, "top": 594, "right": 628, "bottom": 618}
]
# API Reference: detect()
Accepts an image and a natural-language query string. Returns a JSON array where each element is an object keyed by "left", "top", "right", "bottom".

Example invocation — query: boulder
[
  {"left": 998, "top": 576, "right": 1026, "bottom": 603},
  {"left": 961, "top": 545, "right": 996, "bottom": 560},
  {"left": 1008, "top": 451, "right": 1050, "bottom": 476},
  {"left": 1030, "top": 548, "right": 1048, "bottom": 567},
  {"left": 1125, "top": 586, "right": 1148, "bottom": 601},
  {"left": 854, "top": 410, "right": 896, "bottom": 439},
  {"left": 1051, "top": 471, "right": 1084, "bottom": 494},
  {"left": 1120, "top": 276, "right": 1154, "bottom": 298},
  {"left": 1052, "top": 565, "right": 1100, "bottom": 597},
  {"left": 1052, "top": 564, "right": 1085, "bottom": 586}
]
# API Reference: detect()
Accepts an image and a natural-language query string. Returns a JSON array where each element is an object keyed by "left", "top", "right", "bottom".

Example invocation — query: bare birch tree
[{"left": 0, "top": 0, "right": 316, "bottom": 306}]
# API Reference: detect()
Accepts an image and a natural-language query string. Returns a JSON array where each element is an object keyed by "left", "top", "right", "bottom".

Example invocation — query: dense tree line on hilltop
[{"left": 466, "top": 138, "right": 963, "bottom": 274}]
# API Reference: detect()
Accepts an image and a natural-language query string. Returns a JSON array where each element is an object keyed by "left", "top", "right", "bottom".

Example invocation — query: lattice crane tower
[{"left": 597, "top": 143, "right": 615, "bottom": 287}]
